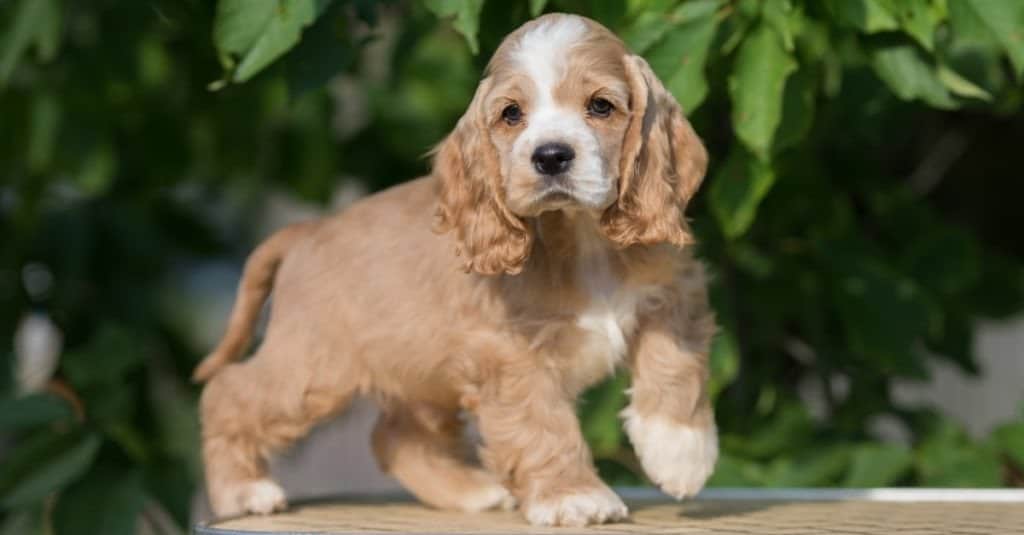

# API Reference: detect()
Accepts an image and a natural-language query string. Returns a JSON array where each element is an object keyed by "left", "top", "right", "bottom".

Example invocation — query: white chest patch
[
  {"left": 571, "top": 225, "right": 651, "bottom": 377},
  {"left": 575, "top": 290, "right": 642, "bottom": 374}
]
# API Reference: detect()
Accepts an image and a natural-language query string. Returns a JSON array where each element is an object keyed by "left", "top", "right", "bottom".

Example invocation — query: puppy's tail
[{"left": 192, "top": 222, "right": 315, "bottom": 383}]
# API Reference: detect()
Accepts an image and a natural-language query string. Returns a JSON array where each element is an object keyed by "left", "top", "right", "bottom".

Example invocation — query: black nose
[{"left": 532, "top": 142, "right": 575, "bottom": 176}]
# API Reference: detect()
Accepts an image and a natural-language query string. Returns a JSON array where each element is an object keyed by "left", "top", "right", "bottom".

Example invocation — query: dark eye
[
  {"left": 502, "top": 103, "right": 522, "bottom": 125},
  {"left": 587, "top": 97, "right": 613, "bottom": 118}
]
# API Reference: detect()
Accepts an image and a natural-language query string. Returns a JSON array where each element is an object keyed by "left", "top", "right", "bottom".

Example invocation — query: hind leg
[
  {"left": 200, "top": 344, "right": 359, "bottom": 517},
  {"left": 371, "top": 403, "right": 511, "bottom": 512}
]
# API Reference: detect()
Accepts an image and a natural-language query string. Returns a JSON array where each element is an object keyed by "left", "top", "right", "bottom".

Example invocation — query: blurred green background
[{"left": 3, "top": 0, "right": 1024, "bottom": 532}]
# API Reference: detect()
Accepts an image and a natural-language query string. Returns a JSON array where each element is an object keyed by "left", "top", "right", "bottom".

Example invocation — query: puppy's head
[{"left": 434, "top": 14, "right": 708, "bottom": 275}]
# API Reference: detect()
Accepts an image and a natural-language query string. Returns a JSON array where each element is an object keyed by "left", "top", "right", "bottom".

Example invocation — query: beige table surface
[{"left": 197, "top": 489, "right": 1024, "bottom": 534}]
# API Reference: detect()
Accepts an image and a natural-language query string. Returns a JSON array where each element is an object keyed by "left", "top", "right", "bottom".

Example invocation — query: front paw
[
  {"left": 211, "top": 478, "right": 288, "bottom": 517},
  {"left": 523, "top": 485, "right": 629, "bottom": 527},
  {"left": 622, "top": 407, "right": 718, "bottom": 499}
]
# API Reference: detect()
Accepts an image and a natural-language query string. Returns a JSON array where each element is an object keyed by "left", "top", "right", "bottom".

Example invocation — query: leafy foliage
[{"left": 2, "top": 0, "right": 1024, "bottom": 532}]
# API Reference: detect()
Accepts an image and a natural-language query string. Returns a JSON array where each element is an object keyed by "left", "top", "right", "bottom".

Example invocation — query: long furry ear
[
  {"left": 433, "top": 77, "right": 533, "bottom": 275},
  {"left": 602, "top": 55, "right": 709, "bottom": 248}
]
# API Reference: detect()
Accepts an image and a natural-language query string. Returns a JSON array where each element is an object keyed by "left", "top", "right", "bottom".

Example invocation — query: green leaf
[
  {"left": 27, "top": 92, "right": 61, "bottom": 173},
  {"left": 993, "top": 421, "right": 1024, "bottom": 469},
  {"left": 824, "top": 0, "right": 899, "bottom": 33},
  {"left": 213, "top": 0, "right": 329, "bottom": 83},
  {"left": 763, "top": 447, "right": 850, "bottom": 487},
  {"left": 53, "top": 467, "right": 147, "bottom": 535},
  {"left": 869, "top": 40, "right": 957, "bottom": 109},
  {"left": 622, "top": 0, "right": 721, "bottom": 54},
  {"left": 762, "top": 0, "right": 799, "bottom": 51},
  {"left": 709, "top": 146, "right": 776, "bottom": 239},
  {"left": 729, "top": 23, "right": 796, "bottom": 160},
  {"left": 709, "top": 326, "right": 740, "bottom": 398},
  {"left": 947, "top": 0, "right": 1000, "bottom": 47},
  {"left": 772, "top": 69, "right": 816, "bottom": 152},
  {"left": 888, "top": 0, "right": 941, "bottom": 51},
  {"left": 529, "top": 0, "right": 547, "bottom": 17},
  {"left": 0, "top": 0, "right": 60, "bottom": 88},
  {"left": 842, "top": 444, "right": 913, "bottom": 487},
  {"left": 947, "top": 0, "right": 1024, "bottom": 77},
  {"left": 937, "top": 63, "right": 993, "bottom": 102},
  {"left": 32, "top": 0, "right": 61, "bottom": 63},
  {"left": 916, "top": 423, "right": 1003, "bottom": 487},
  {"left": 0, "top": 393, "right": 73, "bottom": 431},
  {"left": 424, "top": 0, "right": 485, "bottom": 54},
  {"left": 644, "top": 8, "right": 718, "bottom": 112},
  {"left": 707, "top": 453, "right": 766, "bottom": 486},
  {"left": 76, "top": 143, "right": 117, "bottom": 197},
  {"left": 722, "top": 404, "right": 815, "bottom": 459},
  {"left": 0, "top": 431, "right": 101, "bottom": 507},
  {"left": 580, "top": 374, "right": 629, "bottom": 457}
]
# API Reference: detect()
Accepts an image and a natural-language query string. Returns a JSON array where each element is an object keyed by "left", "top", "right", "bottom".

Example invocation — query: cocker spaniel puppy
[{"left": 195, "top": 13, "right": 716, "bottom": 527}]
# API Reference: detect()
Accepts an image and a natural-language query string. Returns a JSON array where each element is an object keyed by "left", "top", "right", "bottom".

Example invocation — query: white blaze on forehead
[
  {"left": 509, "top": 16, "right": 614, "bottom": 209},
  {"left": 512, "top": 15, "right": 588, "bottom": 102}
]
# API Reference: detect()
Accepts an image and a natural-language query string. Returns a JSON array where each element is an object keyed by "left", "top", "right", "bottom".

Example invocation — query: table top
[{"left": 197, "top": 488, "right": 1024, "bottom": 534}]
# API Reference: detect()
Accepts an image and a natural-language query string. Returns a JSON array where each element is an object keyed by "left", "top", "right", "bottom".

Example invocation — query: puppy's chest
[{"left": 568, "top": 275, "right": 650, "bottom": 385}]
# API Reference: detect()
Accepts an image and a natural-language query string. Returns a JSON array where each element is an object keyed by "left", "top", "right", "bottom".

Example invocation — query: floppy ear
[
  {"left": 433, "top": 77, "right": 534, "bottom": 275},
  {"left": 602, "top": 55, "right": 709, "bottom": 248}
]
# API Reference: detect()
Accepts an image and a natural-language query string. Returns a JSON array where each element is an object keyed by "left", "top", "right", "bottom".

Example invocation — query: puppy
[{"left": 195, "top": 13, "right": 716, "bottom": 527}]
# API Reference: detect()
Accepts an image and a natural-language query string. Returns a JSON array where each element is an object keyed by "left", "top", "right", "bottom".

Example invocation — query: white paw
[
  {"left": 231, "top": 479, "right": 288, "bottom": 515},
  {"left": 622, "top": 406, "right": 718, "bottom": 499},
  {"left": 457, "top": 483, "right": 515, "bottom": 513},
  {"left": 524, "top": 486, "right": 628, "bottom": 527}
]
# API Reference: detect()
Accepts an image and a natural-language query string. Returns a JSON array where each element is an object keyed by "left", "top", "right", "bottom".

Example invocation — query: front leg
[
  {"left": 474, "top": 364, "right": 628, "bottom": 527},
  {"left": 623, "top": 295, "right": 718, "bottom": 499}
]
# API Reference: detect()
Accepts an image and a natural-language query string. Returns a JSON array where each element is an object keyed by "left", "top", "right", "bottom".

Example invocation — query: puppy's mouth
[
  {"left": 508, "top": 174, "right": 615, "bottom": 217},
  {"left": 532, "top": 181, "right": 577, "bottom": 211}
]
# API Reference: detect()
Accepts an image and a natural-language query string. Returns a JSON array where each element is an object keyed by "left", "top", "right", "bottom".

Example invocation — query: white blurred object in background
[{"left": 14, "top": 312, "right": 62, "bottom": 395}]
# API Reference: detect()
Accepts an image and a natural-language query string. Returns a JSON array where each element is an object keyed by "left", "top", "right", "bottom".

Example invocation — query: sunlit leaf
[
  {"left": 762, "top": 0, "right": 799, "bottom": 51},
  {"left": 621, "top": 0, "right": 721, "bottom": 54},
  {"left": 947, "top": 0, "right": 1024, "bottom": 77},
  {"left": 529, "top": 0, "right": 547, "bottom": 17},
  {"left": 644, "top": 7, "right": 718, "bottom": 112},
  {"left": 213, "top": 0, "right": 330, "bottom": 83},
  {"left": 824, "top": 0, "right": 899, "bottom": 33},
  {"left": 936, "top": 64, "right": 993, "bottom": 101},
  {"left": 888, "top": 0, "right": 941, "bottom": 51},
  {"left": 729, "top": 23, "right": 796, "bottom": 159},
  {"left": 869, "top": 39, "right": 957, "bottom": 109},
  {"left": 425, "top": 0, "right": 485, "bottom": 54}
]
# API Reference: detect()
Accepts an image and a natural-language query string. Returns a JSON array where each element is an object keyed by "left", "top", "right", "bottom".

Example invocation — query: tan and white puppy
[{"left": 195, "top": 13, "right": 716, "bottom": 527}]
